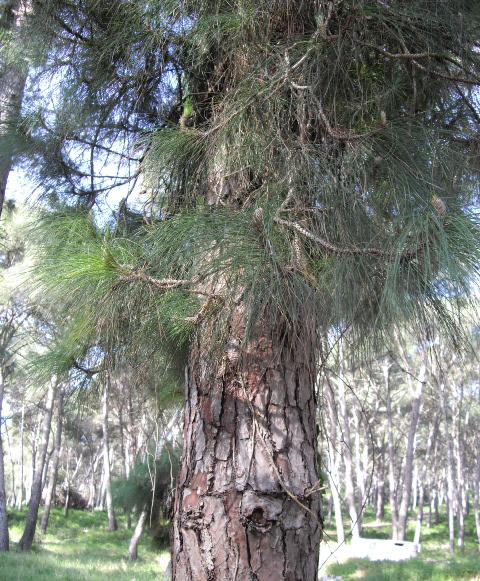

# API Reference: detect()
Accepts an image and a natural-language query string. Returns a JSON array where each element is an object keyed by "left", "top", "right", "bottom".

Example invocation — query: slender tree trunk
[
  {"left": 16, "top": 403, "right": 24, "bottom": 509},
  {"left": 474, "top": 448, "right": 480, "bottom": 553},
  {"left": 454, "top": 390, "right": 466, "bottom": 552},
  {"left": 172, "top": 310, "right": 322, "bottom": 580},
  {"left": 397, "top": 361, "right": 426, "bottom": 541},
  {"left": 440, "top": 381, "right": 456, "bottom": 556},
  {"left": 40, "top": 388, "right": 63, "bottom": 534},
  {"left": 128, "top": 505, "right": 148, "bottom": 561},
  {"left": 118, "top": 407, "right": 131, "bottom": 529},
  {"left": 352, "top": 403, "right": 367, "bottom": 511},
  {"left": 27, "top": 416, "right": 41, "bottom": 505},
  {"left": 0, "top": 373, "right": 9, "bottom": 551},
  {"left": 413, "top": 420, "right": 437, "bottom": 546},
  {"left": 18, "top": 379, "right": 56, "bottom": 551},
  {"left": 384, "top": 364, "right": 399, "bottom": 539},
  {"left": 323, "top": 363, "right": 345, "bottom": 544},
  {"left": 376, "top": 439, "right": 385, "bottom": 522},
  {"left": 4, "top": 423, "right": 16, "bottom": 508},
  {"left": 337, "top": 350, "right": 361, "bottom": 541},
  {"left": 0, "top": 0, "right": 31, "bottom": 217},
  {"left": 102, "top": 375, "right": 117, "bottom": 532}
]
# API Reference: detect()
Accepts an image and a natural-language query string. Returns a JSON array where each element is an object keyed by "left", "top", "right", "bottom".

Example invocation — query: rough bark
[
  {"left": 172, "top": 308, "right": 322, "bottom": 581},
  {"left": 102, "top": 375, "right": 117, "bottom": 532},
  {"left": 18, "top": 379, "right": 56, "bottom": 551},
  {"left": 40, "top": 388, "right": 64, "bottom": 534},
  {"left": 397, "top": 361, "right": 426, "bottom": 541},
  {"left": 0, "top": 373, "right": 9, "bottom": 551}
]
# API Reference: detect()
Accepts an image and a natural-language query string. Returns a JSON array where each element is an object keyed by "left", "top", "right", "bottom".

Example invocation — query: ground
[
  {"left": 322, "top": 507, "right": 480, "bottom": 581},
  {"left": 0, "top": 509, "right": 169, "bottom": 581},
  {"left": 0, "top": 507, "right": 479, "bottom": 580}
]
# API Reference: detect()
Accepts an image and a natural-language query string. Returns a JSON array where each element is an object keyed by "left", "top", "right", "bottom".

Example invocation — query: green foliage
[
  {"left": 11, "top": 0, "right": 480, "bottom": 370},
  {"left": 113, "top": 447, "right": 179, "bottom": 517}
]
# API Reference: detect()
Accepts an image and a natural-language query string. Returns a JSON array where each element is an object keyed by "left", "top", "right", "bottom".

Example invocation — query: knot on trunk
[
  {"left": 240, "top": 491, "right": 283, "bottom": 533},
  {"left": 181, "top": 504, "right": 204, "bottom": 529}
]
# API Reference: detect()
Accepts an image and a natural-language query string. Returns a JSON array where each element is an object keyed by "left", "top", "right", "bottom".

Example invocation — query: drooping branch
[{"left": 273, "top": 217, "right": 391, "bottom": 258}]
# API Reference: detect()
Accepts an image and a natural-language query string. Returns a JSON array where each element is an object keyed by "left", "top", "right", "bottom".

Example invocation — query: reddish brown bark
[{"left": 172, "top": 309, "right": 322, "bottom": 580}]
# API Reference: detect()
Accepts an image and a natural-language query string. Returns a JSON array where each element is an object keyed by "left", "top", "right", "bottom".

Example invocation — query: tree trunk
[
  {"left": 128, "top": 505, "right": 148, "bottom": 561},
  {"left": 16, "top": 403, "right": 24, "bottom": 509},
  {"left": 413, "top": 419, "right": 437, "bottom": 546},
  {"left": 337, "top": 353, "right": 361, "bottom": 541},
  {"left": 322, "top": 359, "right": 345, "bottom": 545},
  {"left": 0, "top": 0, "right": 30, "bottom": 217},
  {"left": 474, "top": 448, "right": 480, "bottom": 553},
  {"left": 0, "top": 373, "right": 9, "bottom": 551},
  {"left": 397, "top": 361, "right": 426, "bottom": 541},
  {"left": 384, "top": 364, "right": 399, "bottom": 540},
  {"left": 40, "top": 388, "right": 64, "bottom": 534},
  {"left": 375, "top": 439, "right": 385, "bottom": 522},
  {"left": 454, "top": 388, "right": 466, "bottom": 552},
  {"left": 4, "top": 423, "right": 16, "bottom": 508},
  {"left": 440, "top": 381, "right": 456, "bottom": 556},
  {"left": 18, "top": 379, "right": 56, "bottom": 551},
  {"left": 102, "top": 375, "right": 117, "bottom": 532},
  {"left": 172, "top": 309, "right": 322, "bottom": 580},
  {"left": 118, "top": 407, "right": 131, "bottom": 528}
]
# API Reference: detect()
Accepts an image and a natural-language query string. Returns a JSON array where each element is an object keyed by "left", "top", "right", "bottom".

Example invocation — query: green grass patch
[{"left": 0, "top": 508, "right": 168, "bottom": 581}]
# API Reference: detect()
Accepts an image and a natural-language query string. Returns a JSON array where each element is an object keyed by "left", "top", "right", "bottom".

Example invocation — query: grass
[
  {"left": 1, "top": 506, "right": 479, "bottom": 580},
  {"left": 0, "top": 508, "right": 169, "bottom": 581},
  {"left": 322, "top": 506, "right": 480, "bottom": 580}
]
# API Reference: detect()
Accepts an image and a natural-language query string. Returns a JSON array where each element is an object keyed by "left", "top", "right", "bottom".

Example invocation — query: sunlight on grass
[
  {"left": 0, "top": 509, "right": 168, "bottom": 581},
  {"left": 322, "top": 507, "right": 480, "bottom": 581}
]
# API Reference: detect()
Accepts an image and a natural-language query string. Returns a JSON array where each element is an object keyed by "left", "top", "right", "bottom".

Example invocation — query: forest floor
[
  {"left": 0, "top": 507, "right": 479, "bottom": 580},
  {"left": 0, "top": 508, "right": 169, "bottom": 580},
  {"left": 322, "top": 507, "right": 480, "bottom": 580}
]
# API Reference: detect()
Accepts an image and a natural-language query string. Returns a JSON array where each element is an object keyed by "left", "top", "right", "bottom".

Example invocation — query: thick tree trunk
[
  {"left": 18, "top": 380, "right": 56, "bottom": 551},
  {"left": 172, "top": 309, "right": 322, "bottom": 580},
  {"left": 0, "top": 374, "right": 9, "bottom": 551},
  {"left": 102, "top": 375, "right": 117, "bottom": 532},
  {"left": 128, "top": 505, "right": 148, "bottom": 561},
  {"left": 40, "top": 388, "right": 64, "bottom": 534},
  {"left": 397, "top": 362, "right": 426, "bottom": 541}
]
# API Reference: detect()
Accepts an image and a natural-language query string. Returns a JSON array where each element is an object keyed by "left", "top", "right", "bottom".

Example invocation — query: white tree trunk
[
  {"left": 18, "top": 379, "right": 56, "bottom": 551},
  {"left": 102, "top": 375, "right": 117, "bottom": 531}
]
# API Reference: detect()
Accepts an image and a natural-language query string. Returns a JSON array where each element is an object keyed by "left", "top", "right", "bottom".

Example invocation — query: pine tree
[{"left": 9, "top": 1, "right": 480, "bottom": 578}]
